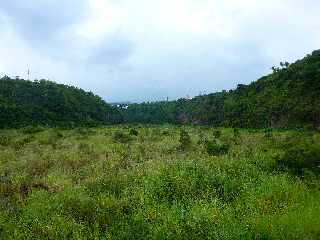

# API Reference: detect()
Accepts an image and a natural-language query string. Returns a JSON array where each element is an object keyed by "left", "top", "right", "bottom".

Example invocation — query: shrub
[
  {"left": 162, "top": 130, "right": 170, "bottom": 135},
  {"left": 197, "top": 131, "right": 206, "bottom": 144},
  {"left": 22, "top": 126, "right": 44, "bottom": 134},
  {"left": 264, "top": 128, "right": 273, "bottom": 138},
  {"left": 178, "top": 129, "right": 191, "bottom": 151},
  {"left": 205, "top": 140, "right": 230, "bottom": 156},
  {"left": 0, "top": 134, "right": 11, "bottom": 146},
  {"left": 129, "top": 129, "right": 139, "bottom": 136},
  {"left": 113, "top": 131, "right": 131, "bottom": 144},
  {"left": 76, "top": 128, "right": 94, "bottom": 136},
  {"left": 212, "top": 129, "right": 221, "bottom": 139},
  {"left": 233, "top": 128, "right": 240, "bottom": 138},
  {"left": 276, "top": 141, "right": 320, "bottom": 175},
  {"left": 13, "top": 136, "right": 35, "bottom": 150}
]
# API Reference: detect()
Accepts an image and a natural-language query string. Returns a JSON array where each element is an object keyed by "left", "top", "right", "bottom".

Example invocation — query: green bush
[
  {"left": 113, "top": 131, "right": 131, "bottom": 144},
  {"left": 205, "top": 140, "right": 230, "bottom": 156},
  {"left": 264, "top": 128, "right": 273, "bottom": 138},
  {"left": 233, "top": 128, "right": 240, "bottom": 138},
  {"left": 178, "top": 129, "right": 191, "bottom": 151},
  {"left": 0, "top": 134, "right": 11, "bottom": 146},
  {"left": 22, "top": 126, "right": 44, "bottom": 134},
  {"left": 212, "top": 129, "right": 221, "bottom": 139},
  {"left": 276, "top": 141, "right": 320, "bottom": 175},
  {"left": 129, "top": 129, "right": 139, "bottom": 136}
]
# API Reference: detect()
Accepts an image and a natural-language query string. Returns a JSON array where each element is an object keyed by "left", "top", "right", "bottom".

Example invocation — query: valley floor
[{"left": 0, "top": 125, "right": 319, "bottom": 239}]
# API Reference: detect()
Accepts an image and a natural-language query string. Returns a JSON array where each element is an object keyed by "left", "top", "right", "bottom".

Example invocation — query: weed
[
  {"left": 212, "top": 129, "right": 221, "bottom": 139},
  {"left": 129, "top": 129, "right": 139, "bottom": 136},
  {"left": 112, "top": 131, "right": 131, "bottom": 143},
  {"left": 205, "top": 139, "right": 230, "bottom": 156},
  {"left": 178, "top": 129, "right": 191, "bottom": 151},
  {"left": 0, "top": 134, "right": 11, "bottom": 146},
  {"left": 276, "top": 141, "right": 320, "bottom": 175}
]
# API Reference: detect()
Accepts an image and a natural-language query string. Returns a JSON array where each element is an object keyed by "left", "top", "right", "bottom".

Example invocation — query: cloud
[
  {"left": 0, "top": 0, "right": 88, "bottom": 41},
  {"left": 87, "top": 33, "right": 135, "bottom": 67},
  {"left": 0, "top": 0, "right": 319, "bottom": 102}
]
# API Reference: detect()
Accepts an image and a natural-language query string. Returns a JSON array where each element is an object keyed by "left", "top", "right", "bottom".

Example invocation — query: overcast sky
[{"left": 0, "top": 0, "right": 319, "bottom": 102}]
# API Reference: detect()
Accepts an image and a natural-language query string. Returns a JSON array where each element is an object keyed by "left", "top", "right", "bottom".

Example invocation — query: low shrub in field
[
  {"left": 76, "top": 128, "right": 95, "bottom": 136},
  {"left": 129, "top": 129, "right": 139, "bottom": 136},
  {"left": 112, "top": 131, "right": 131, "bottom": 144},
  {"left": 13, "top": 136, "right": 35, "bottom": 150},
  {"left": 22, "top": 126, "right": 44, "bottom": 134},
  {"left": 197, "top": 130, "right": 206, "bottom": 144},
  {"left": 38, "top": 131, "right": 63, "bottom": 148},
  {"left": 205, "top": 140, "right": 230, "bottom": 156},
  {"left": 0, "top": 134, "right": 11, "bottom": 146},
  {"left": 178, "top": 129, "right": 191, "bottom": 151},
  {"left": 276, "top": 141, "right": 320, "bottom": 175},
  {"left": 234, "top": 128, "right": 241, "bottom": 137},
  {"left": 144, "top": 161, "right": 241, "bottom": 203},
  {"left": 264, "top": 128, "right": 273, "bottom": 138},
  {"left": 212, "top": 129, "right": 221, "bottom": 139},
  {"left": 162, "top": 130, "right": 170, "bottom": 135}
]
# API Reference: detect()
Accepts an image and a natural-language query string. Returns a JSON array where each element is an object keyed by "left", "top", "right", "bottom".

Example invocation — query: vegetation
[
  {"left": 1, "top": 50, "right": 319, "bottom": 131},
  {"left": 0, "top": 125, "right": 319, "bottom": 239},
  {"left": 1, "top": 49, "right": 320, "bottom": 239},
  {"left": 121, "top": 50, "right": 320, "bottom": 129},
  {"left": 0, "top": 77, "right": 122, "bottom": 128}
]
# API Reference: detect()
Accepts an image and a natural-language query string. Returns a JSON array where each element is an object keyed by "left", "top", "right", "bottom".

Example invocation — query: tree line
[
  {"left": 121, "top": 50, "right": 320, "bottom": 129},
  {"left": 1, "top": 50, "right": 319, "bottom": 129},
  {"left": 0, "top": 78, "right": 122, "bottom": 128}
]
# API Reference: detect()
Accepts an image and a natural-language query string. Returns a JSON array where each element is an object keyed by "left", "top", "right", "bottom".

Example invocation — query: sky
[{"left": 0, "top": 0, "right": 319, "bottom": 103}]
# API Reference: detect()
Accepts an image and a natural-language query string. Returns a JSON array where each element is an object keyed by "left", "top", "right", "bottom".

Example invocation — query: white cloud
[{"left": 0, "top": 0, "right": 319, "bottom": 102}]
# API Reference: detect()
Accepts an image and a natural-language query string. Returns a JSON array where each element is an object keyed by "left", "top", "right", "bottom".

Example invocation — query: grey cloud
[
  {"left": 0, "top": 0, "right": 88, "bottom": 43},
  {"left": 87, "top": 33, "right": 135, "bottom": 67}
]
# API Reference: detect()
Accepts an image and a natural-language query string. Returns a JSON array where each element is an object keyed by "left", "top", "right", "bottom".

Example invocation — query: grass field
[{"left": 0, "top": 125, "right": 319, "bottom": 239}]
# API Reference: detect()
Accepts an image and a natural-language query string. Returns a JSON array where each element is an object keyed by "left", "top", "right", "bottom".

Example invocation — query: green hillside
[
  {"left": 0, "top": 78, "right": 122, "bottom": 128},
  {"left": 121, "top": 50, "right": 320, "bottom": 129}
]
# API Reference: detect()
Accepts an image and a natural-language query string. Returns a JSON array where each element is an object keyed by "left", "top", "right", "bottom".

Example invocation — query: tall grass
[{"left": 0, "top": 126, "right": 319, "bottom": 239}]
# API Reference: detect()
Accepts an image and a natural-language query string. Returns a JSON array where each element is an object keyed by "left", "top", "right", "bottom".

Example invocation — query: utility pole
[{"left": 27, "top": 68, "right": 30, "bottom": 80}]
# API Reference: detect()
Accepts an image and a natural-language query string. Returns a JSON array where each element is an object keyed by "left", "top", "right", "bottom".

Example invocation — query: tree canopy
[
  {"left": 0, "top": 78, "right": 122, "bottom": 128},
  {"left": 121, "top": 50, "right": 320, "bottom": 129}
]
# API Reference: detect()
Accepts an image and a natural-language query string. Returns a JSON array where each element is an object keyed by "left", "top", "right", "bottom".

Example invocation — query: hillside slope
[
  {"left": 0, "top": 78, "right": 122, "bottom": 128},
  {"left": 121, "top": 50, "right": 320, "bottom": 129}
]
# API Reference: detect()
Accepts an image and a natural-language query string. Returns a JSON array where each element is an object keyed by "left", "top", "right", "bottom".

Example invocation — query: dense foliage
[
  {"left": 121, "top": 50, "right": 320, "bottom": 129},
  {"left": 0, "top": 126, "right": 319, "bottom": 239},
  {"left": 0, "top": 77, "right": 122, "bottom": 128}
]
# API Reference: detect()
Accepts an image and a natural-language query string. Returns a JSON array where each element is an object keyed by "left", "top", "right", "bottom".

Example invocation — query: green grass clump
[
  {"left": 212, "top": 129, "right": 222, "bottom": 139},
  {"left": 276, "top": 140, "right": 320, "bottom": 175},
  {"left": 0, "top": 134, "right": 11, "bottom": 146},
  {"left": 112, "top": 131, "right": 131, "bottom": 143},
  {"left": 0, "top": 126, "right": 319, "bottom": 239},
  {"left": 178, "top": 129, "right": 191, "bottom": 151},
  {"left": 205, "top": 139, "right": 230, "bottom": 156}
]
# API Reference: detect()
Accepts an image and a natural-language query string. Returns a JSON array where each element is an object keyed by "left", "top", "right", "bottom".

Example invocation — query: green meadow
[{"left": 0, "top": 125, "right": 319, "bottom": 239}]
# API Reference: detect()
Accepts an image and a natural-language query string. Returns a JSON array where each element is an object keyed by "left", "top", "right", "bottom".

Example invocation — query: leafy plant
[
  {"left": 113, "top": 131, "right": 131, "bottom": 144},
  {"left": 0, "top": 134, "right": 11, "bottom": 146},
  {"left": 212, "top": 129, "right": 221, "bottom": 139},
  {"left": 129, "top": 129, "right": 139, "bottom": 136},
  {"left": 276, "top": 141, "right": 320, "bottom": 175},
  {"left": 205, "top": 139, "right": 230, "bottom": 156},
  {"left": 178, "top": 129, "right": 191, "bottom": 151},
  {"left": 22, "top": 126, "right": 44, "bottom": 134}
]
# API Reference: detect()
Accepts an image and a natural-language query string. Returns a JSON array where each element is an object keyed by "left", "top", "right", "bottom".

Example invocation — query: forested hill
[
  {"left": 0, "top": 78, "right": 122, "bottom": 128},
  {"left": 121, "top": 50, "right": 320, "bottom": 129}
]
